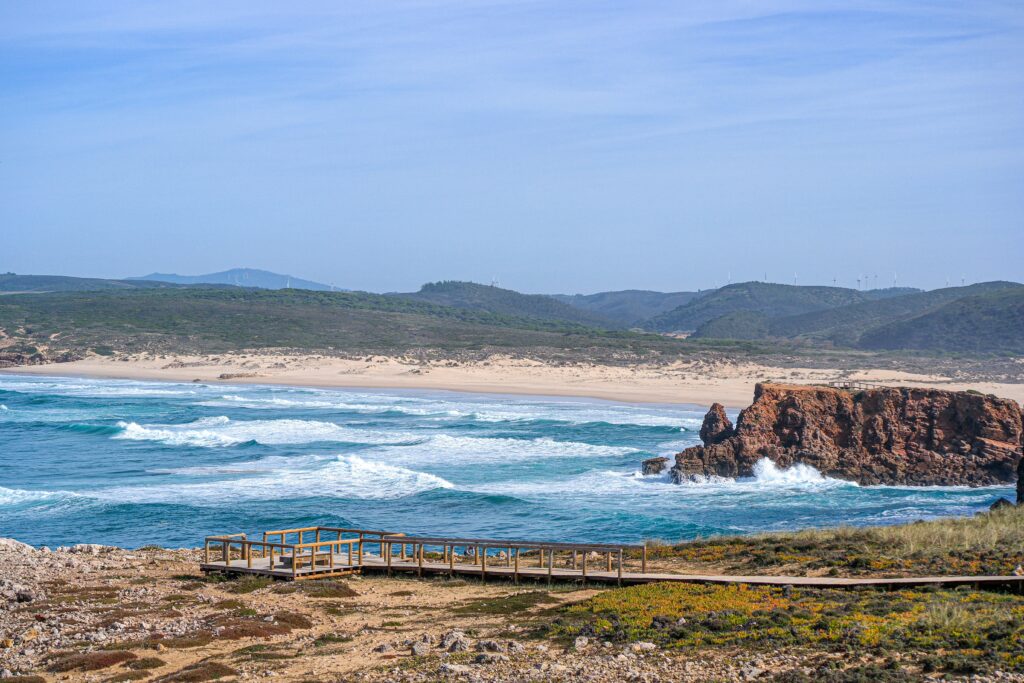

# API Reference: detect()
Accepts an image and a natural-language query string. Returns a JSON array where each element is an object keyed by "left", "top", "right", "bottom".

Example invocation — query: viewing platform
[{"left": 200, "top": 526, "right": 1024, "bottom": 591}]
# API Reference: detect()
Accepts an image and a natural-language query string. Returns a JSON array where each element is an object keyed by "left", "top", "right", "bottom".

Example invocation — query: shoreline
[{"left": 3, "top": 352, "right": 1024, "bottom": 408}]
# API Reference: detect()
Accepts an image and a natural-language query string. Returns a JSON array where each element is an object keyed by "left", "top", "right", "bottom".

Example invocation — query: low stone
[
  {"left": 573, "top": 636, "right": 589, "bottom": 650},
  {"left": 373, "top": 643, "right": 394, "bottom": 653},
  {"left": 439, "top": 663, "right": 471, "bottom": 675},
  {"left": 0, "top": 538, "right": 35, "bottom": 553},
  {"left": 411, "top": 641, "right": 429, "bottom": 656},
  {"left": 631, "top": 641, "right": 657, "bottom": 652},
  {"left": 476, "top": 639, "right": 502, "bottom": 652},
  {"left": 473, "top": 653, "right": 508, "bottom": 665},
  {"left": 641, "top": 457, "right": 669, "bottom": 476},
  {"left": 507, "top": 640, "right": 525, "bottom": 655}
]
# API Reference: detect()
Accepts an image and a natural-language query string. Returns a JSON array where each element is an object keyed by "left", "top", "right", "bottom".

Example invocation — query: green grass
[
  {"left": 546, "top": 582, "right": 1024, "bottom": 675},
  {"left": 649, "top": 506, "right": 1024, "bottom": 577}
]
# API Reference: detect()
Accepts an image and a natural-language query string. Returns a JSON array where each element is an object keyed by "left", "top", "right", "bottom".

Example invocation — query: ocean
[{"left": 0, "top": 374, "right": 1012, "bottom": 549}]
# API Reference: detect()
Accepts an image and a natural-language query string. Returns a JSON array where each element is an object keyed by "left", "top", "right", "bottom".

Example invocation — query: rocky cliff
[{"left": 664, "top": 384, "right": 1024, "bottom": 496}]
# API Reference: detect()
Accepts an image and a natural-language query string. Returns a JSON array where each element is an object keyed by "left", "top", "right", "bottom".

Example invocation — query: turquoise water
[{"left": 0, "top": 375, "right": 1012, "bottom": 549}]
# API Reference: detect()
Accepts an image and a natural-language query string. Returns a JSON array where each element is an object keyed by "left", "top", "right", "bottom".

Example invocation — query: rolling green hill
[
  {"left": 394, "top": 281, "right": 620, "bottom": 329},
  {"left": 857, "top": 287, "right": 1024, "bottom": 354},
  {"left": 0, "top": 273, "right": 190, "bottom": 294},
  {"left": 691, "top": 281, "right": 1024, "bottom": 353},
  {"left": 0, "top": 287, "right": 673, "bottom": 359},
  {"left": 551, "top": 290, "right": 700, "bottom": 326},
  {"left": 645, "top": 282, "right": 906, "bottom": 333}
]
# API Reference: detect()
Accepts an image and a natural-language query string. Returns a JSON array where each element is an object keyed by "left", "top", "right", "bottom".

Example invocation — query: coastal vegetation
[
  {"left": 689, "top": 281, "right": 1024, "bottom": 354},
  {"left": 645, "top": 505, "right": 1024, "bottom": 577},
  {"left": 2, "top": 284, "right": 1022, "bottom": 383},
  {"left": 4, "top": 509, "right": 1024, "bottom": 681},
  {"left": 392, "top": 280, "right": 621, "bottom": 329},
  {"left": 645, "top": 282, "right": 908, "bottom": 333}
]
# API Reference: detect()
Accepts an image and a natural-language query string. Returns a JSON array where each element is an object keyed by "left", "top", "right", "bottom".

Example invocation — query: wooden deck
[{"left": 198, "top": 526, "right": 1024, "bottom": 591}]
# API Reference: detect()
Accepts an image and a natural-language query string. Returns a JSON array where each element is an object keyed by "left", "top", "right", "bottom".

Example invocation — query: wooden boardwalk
[{"left": 198, "top": 526, "right": 1024, "bottom": 591}]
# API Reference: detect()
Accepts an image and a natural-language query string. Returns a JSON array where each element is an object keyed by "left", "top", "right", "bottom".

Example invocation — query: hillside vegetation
[
  {"left": 0, "top": 273, "right": 190, "bottom": 294},
  {"left": 551, "top": 289, "right": 699, "bottom": 326},
  {"left": 646, "top": 282, "right": 916, "bottom": 333},
  {"left": 858, "top": 287, "right": 1024, "bottom": 354},
  {"left": 0, "top": 287, "right": 682, "bottom": 360},
  {"left": 394, "top": 281, "right": 620, "bottom": 329},
  {"left": 693, "top": 281, "right": 1024, "bottom": 354}
]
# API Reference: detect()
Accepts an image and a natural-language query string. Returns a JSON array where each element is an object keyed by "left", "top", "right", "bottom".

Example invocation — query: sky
[{"left": 2, "top": 1, "right": 1022, "bottom": 294}]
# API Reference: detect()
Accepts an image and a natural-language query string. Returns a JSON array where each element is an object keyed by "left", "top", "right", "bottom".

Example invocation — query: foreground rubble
[{"left": 2, "top": 540, "right": 1023, "bottom": 682}]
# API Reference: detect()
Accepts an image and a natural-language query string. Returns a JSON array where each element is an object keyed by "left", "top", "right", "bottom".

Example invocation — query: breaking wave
[
  {"left": 97, "top": 454, "right": 453, "bottom": 504},
  {"left": 112, "top": 416, "right": 413, "bottom": 448}
]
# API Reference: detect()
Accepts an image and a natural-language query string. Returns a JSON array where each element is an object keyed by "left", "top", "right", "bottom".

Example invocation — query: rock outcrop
[{"left": 669, "top": 384, "right": 1023, "bottom": 495}]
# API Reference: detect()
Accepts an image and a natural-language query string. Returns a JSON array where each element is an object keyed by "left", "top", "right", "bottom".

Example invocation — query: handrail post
[
  {"left": 582, "top": 552, "right": 587, "bottom": 586},
  {"left": 247, "top": 541, "right": 253, "bottom": 569},
  {"left": 607, "top": 551, "right": 612, "bottom": 572},
  {"left": 481, "top": 546, "right": 487, "bottom": 582},
  {"left": 449, "top": 545, "right": 455, "bottom": 577},
  {"left": 547, "top": 548, "right": 553, "bottom": 585},
  {"left": 204, "top": 540, "right": 209, "bottom": 565},
  {"left": 513, "top": 548, "right": 519, "bottom": 585},
  {"left": 386, "top": 542, "right": 392, "bottom": 576},
  {"left": 358, "top": 534, "right": 363, "bottom": 565},
  {"left": 642, "top": 545, "right": 647, "bottom": 574},
  {"left": 222, "top": 540, "right": 229, "bottom": 567},
  {"left": 418, "top": 543, "right": 424, "bottom": 577},
  {"left": 617, "top": 549, "right": 623, "bottom": 586}
]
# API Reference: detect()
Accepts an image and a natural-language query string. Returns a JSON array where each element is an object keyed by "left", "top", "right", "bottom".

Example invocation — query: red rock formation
[{"left": 671, "top": 383, "right": 1023, "bottom": 493}]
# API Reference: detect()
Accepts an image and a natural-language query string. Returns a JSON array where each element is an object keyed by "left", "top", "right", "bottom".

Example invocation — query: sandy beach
[{"left": 5, "top": 353, "right": 1023, "bottom": 407}]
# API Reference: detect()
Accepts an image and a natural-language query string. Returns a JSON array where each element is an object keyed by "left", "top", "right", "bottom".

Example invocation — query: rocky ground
[{"left": 3, "top": 538, "right": 1024, "bottom": 682}]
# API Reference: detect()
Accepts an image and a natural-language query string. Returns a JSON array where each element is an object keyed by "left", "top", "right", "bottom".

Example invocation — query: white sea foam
[
  {"left": 98, "top": 454, "right": 453, "bottom": 504},
  {"left": 0, "top": 377, "right": 203, "bottom": 397},
  {"left": 0, "top": 404, "right": 7, "bottom": 411},
  {"left": 373, "top": 433, "right": 639, "bottom": 465},
  {"left": 0, "top": 485, "right": 69, "bottom": 507},
  {"left": 152, "top": 454, "right": 331, "bottom": 476},
  {"left": 112, "top": 416, "right": 412, "bottom": 447},
  {"left": 470, "top": 459, "right": 855, "bottom": 500},
  {"left": 201, "top": 391, "right": 700, "bottom": 428}
]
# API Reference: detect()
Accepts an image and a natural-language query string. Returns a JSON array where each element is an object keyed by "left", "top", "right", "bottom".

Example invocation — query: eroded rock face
[
  {"left": 699, "top": 403, "right": 734, "bottom": 445},
  {"left": 670, "top": 384, "right": 1024, "bottom": 492}
]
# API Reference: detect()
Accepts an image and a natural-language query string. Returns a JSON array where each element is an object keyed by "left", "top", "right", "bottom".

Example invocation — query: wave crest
[{"left": 112, "top": 416, "right": 410, "bottom": 448}]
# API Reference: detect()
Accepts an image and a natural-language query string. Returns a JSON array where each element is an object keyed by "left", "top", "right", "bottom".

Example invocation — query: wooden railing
[
  {"left": 827, "top": 380, "right": 885, "bottom": 391},
  {"left": 378, "top": 534, "right": 646, "bottom": 585},
  {"left": 205, "top": 527, "right": 368, "bottom": 579},
  {"left": 203, "top": 527, "right": 645, "bottom": 584}
]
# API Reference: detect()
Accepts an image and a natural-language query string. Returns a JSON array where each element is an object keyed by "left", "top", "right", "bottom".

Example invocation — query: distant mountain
[
  {"left": 0, "top": 273, "right": 187, "bottom": 294},
  {"left": 551, "top": 290, "right": 700, "bottom": 327},
  {"left": 645, "top": 282, "right": 916, "bottom": 333},
  {"left": 393, "top": 281, "right": 621, "bottom": 329},
  {"left": 130, "top": 268, "right": 334, "bottom": 291},
  {"left": 691, "top": 281, "right": 1024, "bottom": 353}
]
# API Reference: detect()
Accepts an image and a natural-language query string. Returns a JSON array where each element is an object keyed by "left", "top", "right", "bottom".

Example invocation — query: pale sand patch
[{"left": 4, "top": 353, "right": 1024, "bottom": 407}]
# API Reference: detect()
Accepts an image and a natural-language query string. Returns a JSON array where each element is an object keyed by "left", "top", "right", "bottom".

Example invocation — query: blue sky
[{"left": 2, "top": 1, "right": 1022, "bottom": 293}]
